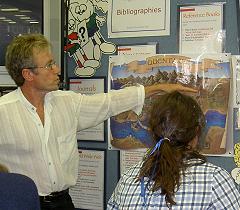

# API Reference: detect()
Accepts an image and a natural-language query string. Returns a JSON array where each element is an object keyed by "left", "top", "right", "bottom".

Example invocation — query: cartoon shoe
[
  {"left": 100, "top": 42, "right": 116, "bottom": 54},
  {"left": 74, "top": 66, "right": 95, "bottom": 77}
]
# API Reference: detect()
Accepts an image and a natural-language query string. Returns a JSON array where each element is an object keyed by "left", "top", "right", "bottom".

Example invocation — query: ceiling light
[
  {"left": 20, "top": 17, "right": 30, "bottom": 19},
  {"left": 14, "top": 14, "right": 26, "bottom": 17},
  {"left": 19, "top": 10, "right": 32, "bottom": 13},
  {"left": 0, "top": 8, "right": 19, "bottom": 12},
  {"left": 2, "top": 19, "right": 13, "bottom": 22}
]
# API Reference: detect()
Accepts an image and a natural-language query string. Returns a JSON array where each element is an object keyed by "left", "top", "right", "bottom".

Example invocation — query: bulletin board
[{"left": 63, "top": 0, "right": 240, "bottom": 206}]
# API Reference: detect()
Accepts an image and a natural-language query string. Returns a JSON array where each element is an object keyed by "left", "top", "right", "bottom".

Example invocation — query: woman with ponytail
[{"left": 107, "top": 91, "right": 240, "bottom": 209}]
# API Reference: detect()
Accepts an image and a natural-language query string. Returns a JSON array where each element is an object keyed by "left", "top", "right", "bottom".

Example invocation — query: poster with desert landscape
[{"left": 108, "top": 53, "right": 232, "bottom": 155}]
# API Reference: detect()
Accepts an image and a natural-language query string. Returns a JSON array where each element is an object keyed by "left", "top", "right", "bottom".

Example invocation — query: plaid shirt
[{"left": 107, "top": 160, "right": 240, "bottom": 210}]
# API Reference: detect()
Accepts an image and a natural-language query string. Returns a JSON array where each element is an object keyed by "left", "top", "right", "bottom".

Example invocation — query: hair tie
[
  {"left": 149, "top": 137, "right": 170, "bottom": 156},
  {"left": 141, "top": 137, "right": 170, "bottom": 206}
]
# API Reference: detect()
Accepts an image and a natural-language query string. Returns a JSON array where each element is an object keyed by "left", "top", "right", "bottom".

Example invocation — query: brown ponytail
[{"left": 138, "top": 91, "right": 206, "bottom": 207}]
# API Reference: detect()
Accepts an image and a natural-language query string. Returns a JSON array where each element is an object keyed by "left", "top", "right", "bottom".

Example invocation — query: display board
[{"left": 63, "top": 0, "right": 240, "bottom": 207}]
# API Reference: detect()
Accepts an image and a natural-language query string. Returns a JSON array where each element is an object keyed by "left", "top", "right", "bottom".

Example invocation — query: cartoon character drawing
[
  {"left": 65, "top": 0, "right": 116, "bottom": 77},
  {"left": 231, "top": 143, "right": 240, "bottom": 184},
  {"left": 64, "top": 6, "right": 99, "bottom": 76}
]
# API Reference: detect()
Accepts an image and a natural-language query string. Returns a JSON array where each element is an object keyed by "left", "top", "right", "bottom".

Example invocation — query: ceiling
[
  {"left": 0, "top": 0, "right": 43, "bottom": 66},
  {"left": 0, "top": 0, "right": 42, "bottom": 25}
]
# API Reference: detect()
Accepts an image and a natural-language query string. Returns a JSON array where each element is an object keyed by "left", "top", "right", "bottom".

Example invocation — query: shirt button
[
  {"left": 53, "top": 182, "right": 56, "bottom": 184},
  {"left": 49, "top": 162, "right": 51, "bottom": 165}
]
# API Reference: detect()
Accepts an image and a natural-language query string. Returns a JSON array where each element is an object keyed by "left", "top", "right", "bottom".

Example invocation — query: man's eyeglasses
[{"left": 24, "top": 61, "right": 57, "bottom": 71}]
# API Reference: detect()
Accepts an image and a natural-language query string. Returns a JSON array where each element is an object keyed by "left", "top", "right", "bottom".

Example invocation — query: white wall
[{"left": 44, "top": 0, "right": 61, "bottom": 66}]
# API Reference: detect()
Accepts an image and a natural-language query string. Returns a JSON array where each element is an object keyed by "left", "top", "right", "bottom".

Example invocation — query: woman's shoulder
[
  {"left": 186, "top": 160, "right": 230, "bottom": 177},
  {"left": 120, "top": 161, "right": 143, "bottom": 179}
]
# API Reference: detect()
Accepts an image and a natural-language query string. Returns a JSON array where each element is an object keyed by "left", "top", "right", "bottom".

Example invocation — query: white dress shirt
[{"left": 0, "top": 85, "right": 144, "bottom": 195}]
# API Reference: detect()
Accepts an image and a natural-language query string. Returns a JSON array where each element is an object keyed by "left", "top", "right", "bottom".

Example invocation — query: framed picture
[
  {"left": 68, "top": 77, "right": 107, "bottom": 142},
  {"left": 69, "top": 148, "right": 106, "bottom": 210}
]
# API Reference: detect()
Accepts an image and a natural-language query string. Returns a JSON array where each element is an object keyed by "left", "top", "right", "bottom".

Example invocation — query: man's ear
[{"left": 22, "top": 68, "right": 34, "bottom": 81}]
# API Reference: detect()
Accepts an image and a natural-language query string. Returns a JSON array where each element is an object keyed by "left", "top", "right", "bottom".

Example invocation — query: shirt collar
[
  {"left": 16, "top": 88, "right": 55, "bottom": 115},
  {"left": 16, "top": 87, "right": 37, "bottom": 112}
]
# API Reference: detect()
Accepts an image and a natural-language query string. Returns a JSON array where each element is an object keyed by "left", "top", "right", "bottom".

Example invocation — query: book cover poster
[{"left": 109, "top": 54, "right": 232, "bottom": 156}]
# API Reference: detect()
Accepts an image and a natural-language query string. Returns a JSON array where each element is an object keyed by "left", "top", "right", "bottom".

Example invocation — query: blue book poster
[{"left": 109, "top": 54, "right": 231, "bottom": 155}]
